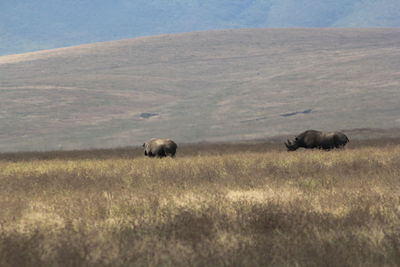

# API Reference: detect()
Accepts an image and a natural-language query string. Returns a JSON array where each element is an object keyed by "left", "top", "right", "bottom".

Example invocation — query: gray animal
[
  {"left": 143, "top": 138, "right": 177, "bottom": 158},
  {"left": 285, "top": 130, "right": 349, "bottom": 151}
]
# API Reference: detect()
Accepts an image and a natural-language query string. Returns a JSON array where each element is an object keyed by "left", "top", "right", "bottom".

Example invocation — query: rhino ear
[{"left": 142, "top": 143, "right": 146, "bottom": 147}]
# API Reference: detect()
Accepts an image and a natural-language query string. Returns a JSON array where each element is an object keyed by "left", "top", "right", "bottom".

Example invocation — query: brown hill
[{"left": 1, "top": 28, "right": 400, "bottom": 151}]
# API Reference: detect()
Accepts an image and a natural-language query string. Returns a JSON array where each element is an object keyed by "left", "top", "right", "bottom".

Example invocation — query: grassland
[
  {"left": 1, "top": 28, "right": 400, "bottom": 151},
  {"left": 0, "top": 140, "right": 399, "bottom": 266}
]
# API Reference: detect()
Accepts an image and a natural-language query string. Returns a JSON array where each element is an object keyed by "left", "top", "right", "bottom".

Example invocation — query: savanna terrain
[
  {"left": 1, "top": 139, "right": 399, "bottom": 266},
  {"left": 1, "top": 28, "right": 400, "bottom": 151}
]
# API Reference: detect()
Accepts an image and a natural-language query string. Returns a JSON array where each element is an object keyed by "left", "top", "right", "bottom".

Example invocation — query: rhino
[
  {"left": 285, "top": 130, "right": 349, "bottom": 151},
  {"left": 142, "top": 138, "right": 177, "bottom": 158}
]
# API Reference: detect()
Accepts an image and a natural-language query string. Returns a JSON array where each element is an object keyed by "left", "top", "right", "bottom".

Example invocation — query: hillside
[
  {"left": 2, "top": 0, "right": 400, "bottom": 55},
  {"left": 1, "top": 28, "right": 400, "bottom": 151}
]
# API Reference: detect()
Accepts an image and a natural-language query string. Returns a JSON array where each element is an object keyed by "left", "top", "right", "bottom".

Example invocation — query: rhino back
[
  {"left": 320, "top": 132, "right": 336, "bottom": 147},
  {"left": 149, "top": 139, "right": 177, "bottom": 156},
  {"left": 301, "top": 130, "right": 321, "bottom": 147}
]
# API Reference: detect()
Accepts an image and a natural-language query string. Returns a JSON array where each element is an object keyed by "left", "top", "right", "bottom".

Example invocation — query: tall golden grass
[{"left": 1, "top": 140, "right": 400, "bottom": 266}]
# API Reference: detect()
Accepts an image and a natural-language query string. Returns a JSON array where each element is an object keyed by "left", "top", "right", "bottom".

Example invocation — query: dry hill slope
[{"left": 1, "top": 28, "right": 400, "bottom": 151}]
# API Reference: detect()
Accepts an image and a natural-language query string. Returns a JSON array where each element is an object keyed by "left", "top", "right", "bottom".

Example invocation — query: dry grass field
[{"left": 1, "top": 140, "right": 400, "bottom": 266}]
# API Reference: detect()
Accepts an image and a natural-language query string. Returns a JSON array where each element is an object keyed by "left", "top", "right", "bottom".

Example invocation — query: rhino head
[
  {"left": 285, "top": 138, "right": 299, "bottom": 151},
  {"left": 143, "top": 142, "right": 149, "bottom": 156}
]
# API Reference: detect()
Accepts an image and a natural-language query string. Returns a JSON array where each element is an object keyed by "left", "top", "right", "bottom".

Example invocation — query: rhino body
[
  {"left": 285, "top": 130, "right": 349, "bottom": 151},
  {"left": 143, "top": 138, "right": 177, "bottom": 158}
]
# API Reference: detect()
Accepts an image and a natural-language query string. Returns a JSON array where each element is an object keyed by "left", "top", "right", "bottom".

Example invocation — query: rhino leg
[
  {"left": 166, "top": 152, "right": 175, "bottom": 158},
  {"left": 158, "top": 149, "right": 167, "bottom": 158},
  {"left": 151, "top": 147, "right": 166, "bottom": 158}
]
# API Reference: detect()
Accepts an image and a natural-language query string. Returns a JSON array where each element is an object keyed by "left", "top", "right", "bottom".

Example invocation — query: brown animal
[
  {"left": 143, "top": 138, "right": 177, "bottom": 158},
  {"left": 285, "top": 130, "right": 349, "bottom": 151}
]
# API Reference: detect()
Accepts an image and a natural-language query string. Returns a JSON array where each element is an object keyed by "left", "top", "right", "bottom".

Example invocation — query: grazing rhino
[
  {"left": 285, "top": 130, "right": 349, "bottom": 151},
  {"left": 143, "top": 138, "right": 177, "bottom": 158}
]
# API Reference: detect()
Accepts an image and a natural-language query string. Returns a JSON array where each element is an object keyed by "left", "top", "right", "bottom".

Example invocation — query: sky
[{"left": 1, "top": 0, "right": 400, "bottom": 56}]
